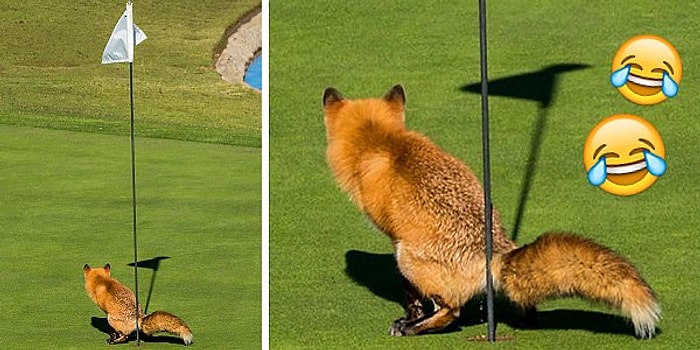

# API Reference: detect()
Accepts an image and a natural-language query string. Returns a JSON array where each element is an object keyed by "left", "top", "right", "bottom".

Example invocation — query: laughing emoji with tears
[
  {"left": 583, "top": 114, "right": 667, "bottom": 196},
  {"left": 610, "top": 34, "right": 682, "bottom": 105}
]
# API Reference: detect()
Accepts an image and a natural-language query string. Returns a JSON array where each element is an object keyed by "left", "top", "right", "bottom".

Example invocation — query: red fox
[
  {"left": 83, "top": 264, "right": 193, "bottom": 345},
  {"left": 322, "top": 85, "right": 660, "bottom": 339}
]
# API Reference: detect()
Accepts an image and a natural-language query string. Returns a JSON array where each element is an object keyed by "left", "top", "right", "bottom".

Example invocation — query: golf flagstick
[
  {"left": 128, "top": 58, "right": 140, "bottom": 346},
  {"left": 477, "top": 0, "right": 496, "bottom": 342},
  {"left": 101, "top": 1, "right": 147, "bottom": 345}
]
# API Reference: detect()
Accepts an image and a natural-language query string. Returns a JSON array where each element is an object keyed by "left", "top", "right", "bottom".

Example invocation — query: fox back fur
[
  {"left": 83, "top": 264, "right": 193, "bottom": 345},
  {"left": 322, "top": 85, "right": 660, "bottom": 339}
]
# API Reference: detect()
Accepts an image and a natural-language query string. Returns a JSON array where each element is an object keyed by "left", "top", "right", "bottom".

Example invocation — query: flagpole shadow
[
  {"left": 460, "top": 63, "right": 590, "bottom": 242},
  {"left": 510, "top": 105, "right": 547, "bottom": 242},
  {"left": 127, "top": 256, "right": 171, "bottom": 313}
]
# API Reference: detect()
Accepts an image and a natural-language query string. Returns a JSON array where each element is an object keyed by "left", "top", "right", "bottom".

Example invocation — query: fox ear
[
  {"left": 104, "top": 263, "right": 111, "bottom": 271},
  {"left": 323, "top": 87, "right": 345, "bottom": 108},
  {"left": 83, "top": 264, "right": 91, "bottom": 271},
  {"left": 383, "top": 85, "right": 406, "bottom": 106}
]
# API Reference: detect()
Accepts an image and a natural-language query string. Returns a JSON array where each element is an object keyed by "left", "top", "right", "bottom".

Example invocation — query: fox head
[
  {"left": 322, "top": 85, "right": 407, "bottom": 140},
  {"left": 83, "top": 263, "right": 111, "bottom": 280}
]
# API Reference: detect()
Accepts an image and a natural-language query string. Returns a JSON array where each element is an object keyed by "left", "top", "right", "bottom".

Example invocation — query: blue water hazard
[
  {"left": 610, "top": 65, "right": 630, "bottom": 88},
  {"left": 244, "top": 55, "right": 262, "bottom": 91},
  {"left": 644, "top": 150, "right": 667, "bottom": 176},
  {"left": 587, "top": 157, "right": 607, "bottom": 186},
  {"left": 661, "top": 71, "right": 679, "bottom": 98}
]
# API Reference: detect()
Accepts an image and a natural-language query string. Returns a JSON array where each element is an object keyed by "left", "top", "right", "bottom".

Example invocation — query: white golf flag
[{"left": 102, "top": 2, "right": 147, "bottom": 64}]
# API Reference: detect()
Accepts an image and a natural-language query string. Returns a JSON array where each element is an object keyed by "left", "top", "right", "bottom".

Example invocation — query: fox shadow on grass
[
  {"left": 344, "top": 249, "right": 640, "bottom": 337},
  {"left": 90, "top": 317, "right": 184, "bottom": 345},
  {"left": 459, "top": 63, "right": 590, "bottom": 243}
]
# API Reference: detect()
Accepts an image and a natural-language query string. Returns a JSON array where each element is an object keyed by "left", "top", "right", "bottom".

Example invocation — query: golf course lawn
[
  {"left": 270, "top": 1, "right": 700, "bottom": 349},
  {"left": 0, "top": 125, "right": 261, "bottom": 349}
]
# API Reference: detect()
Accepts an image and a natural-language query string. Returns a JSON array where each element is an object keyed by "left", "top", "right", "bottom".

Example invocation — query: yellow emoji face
[
  {"left": 610, "top": 35, "right": 682, "bottom": 105},
  {"left": 583, "top": 114, "right": 666, "bottom": 196}
]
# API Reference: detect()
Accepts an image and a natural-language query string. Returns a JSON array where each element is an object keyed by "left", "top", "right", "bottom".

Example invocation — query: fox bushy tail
[
  {"left": 493, "top": 232, "right": 660, "bottom": 339},
  {"left": 139, "top": 311, "right": 193, "bottom": 345}
]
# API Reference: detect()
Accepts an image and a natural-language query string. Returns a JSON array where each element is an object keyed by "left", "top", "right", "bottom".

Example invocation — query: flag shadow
[
  {"left": 127, "top": 256, "right": 171, "bottom": 313},
  {"left": 459, "top": 63, "right": 590, "bottom": 242},
  {"left": 344, "top": 249, "right": 641, "bottom": 337},
  {"left": 459, "top": 63, "right": 590, "bottom": 108}
]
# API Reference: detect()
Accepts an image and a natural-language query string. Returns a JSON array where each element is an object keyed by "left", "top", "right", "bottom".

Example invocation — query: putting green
[{"left": 0, "top": 125, "right": 261, "bottom": 349}]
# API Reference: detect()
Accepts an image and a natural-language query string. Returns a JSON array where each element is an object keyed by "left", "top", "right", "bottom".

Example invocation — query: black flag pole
[
  {"left": 477, "top": 0, "right": 496, "bottom": 342},
  {"left": 102, "top": 1, "right": 143, "bottom": 345},
  {"left": 127, "top": 2, "right": 140, "bottom": 344},
  {"left": 129, "top": 59, "right": 141, "bottom": 346}
]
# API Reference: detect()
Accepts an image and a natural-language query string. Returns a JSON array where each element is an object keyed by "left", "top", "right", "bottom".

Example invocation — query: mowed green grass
[
  {"left": 0, "top": 1, "right": 261, "bottom": 147},
  {"left": 0, "top": 125, "right": 261, "bottom": 349},
  {"left": 270, "top": 1, "right": 700, "bottom": 349}
]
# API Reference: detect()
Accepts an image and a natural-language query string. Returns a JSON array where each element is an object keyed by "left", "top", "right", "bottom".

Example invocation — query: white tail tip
[
  {"left": 632, "top": 302, "right": 661, "bottom": 339},
  {"left": 182, "top": 332, "right": 193, "bottom": 345}
]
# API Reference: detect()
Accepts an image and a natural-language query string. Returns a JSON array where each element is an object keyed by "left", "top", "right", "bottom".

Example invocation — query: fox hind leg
[
  {"left": 106, "top": 332, "right": 129, "bottom": 345},
  {"left": 403, "top": 276, "right": 430, "bottom": 321},
  {"left": 105, "top": 315, "right": 134, "bottom": 344},
  {"left": 389, "top": 277, "right": 434, "bottom": 334},
  {"left": 389, "top": 296, "right": 459, "bottom": 336}
]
